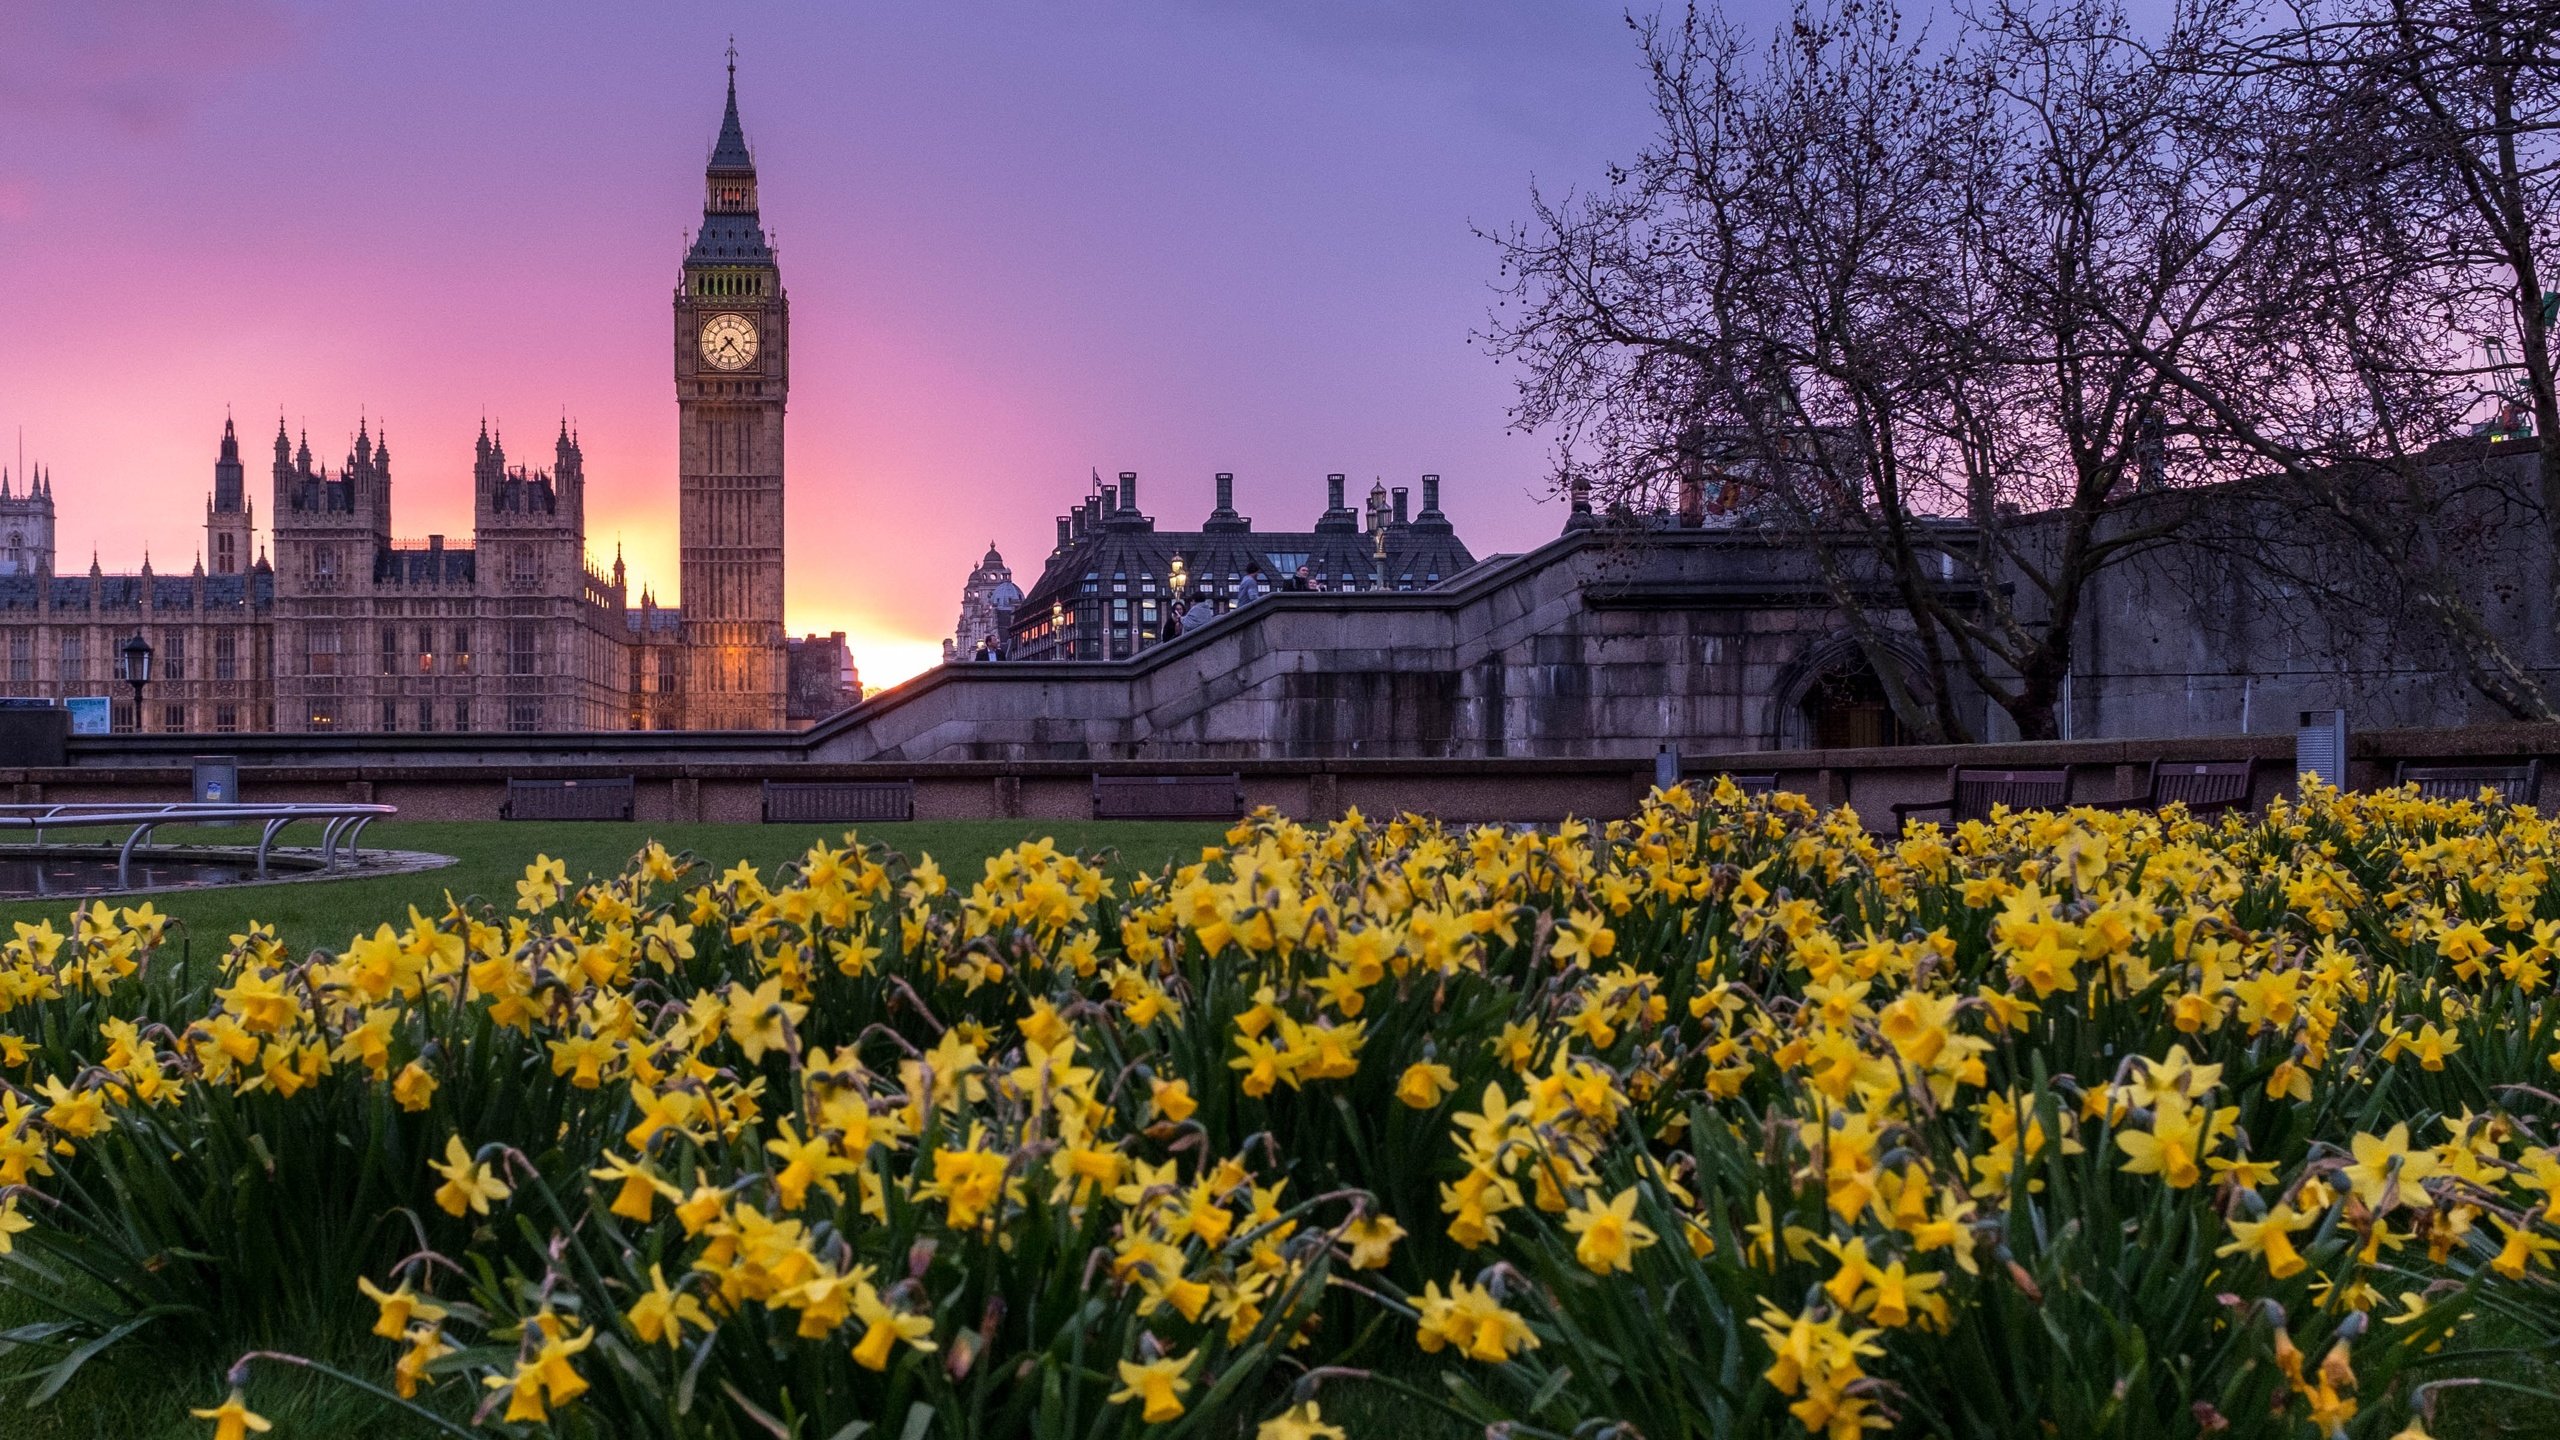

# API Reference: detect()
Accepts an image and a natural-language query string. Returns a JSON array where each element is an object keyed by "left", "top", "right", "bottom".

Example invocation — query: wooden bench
[
  {"left": 1892, "top": 766, "right": 2073, "bottom": 825},
  {"left": 1092, "top": 773, "right": 1246, "bottom": 820},
  {"left": 2394, "top": 760, "right": 2542, "bottom": 806},
  {"left": 2084, "top": 760, "right": 2255, "bottom": 818},
  {"left": 762, "top": 780, "right": 916, "bottom": 824},
  {"left": 501, "top": 776, "right": 635, "bottom": 822}
]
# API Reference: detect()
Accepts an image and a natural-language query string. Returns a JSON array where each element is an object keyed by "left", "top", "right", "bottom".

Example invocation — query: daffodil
[
  {"left": 357, "top": 1275, "right": 448, "bottom": 1340},
  {"left": 1110, "top": 1350, "right": 1196, "bottom": 1423},
  {"left": 849, "top": 1284, "right": 937, "bottom": 1370},
  {"left": 1343, "top": 1213, "right": 1405, "bottom": 1270},
  {"left": 1563, "top": 1185, "right": 1658, "bottom": 1275},
  {"left": 2218, "top": 1204, "right": 2313, "bottom": 1278},
  {"left": 189, "top": 1388, "right": 272, "bottom": 1440},
  {"left": 429, "top": 1134, "right": 510, "bottom": 1218},
  {"left": 1396, "top": 1060, "right": 1458, "bottom": 1109},
  {"left": 1257, "top": 1401, "right": 1347, "bottom": 1440},
  {"left": 625, "top": 1264, "right": 710, "bottom": 1347}
]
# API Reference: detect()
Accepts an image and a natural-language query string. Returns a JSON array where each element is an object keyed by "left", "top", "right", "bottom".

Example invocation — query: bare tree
[
  {"left": 2106, "top": 0, "right": 2560, "bottom": 716},
  {"left": 1488, "top": 0, "right": 2280, "bottom": 741}
]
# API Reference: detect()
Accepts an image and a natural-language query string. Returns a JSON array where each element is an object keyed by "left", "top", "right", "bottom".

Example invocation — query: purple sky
[{"left": 0, "top": 0, "right": 1674, "bottom": 681}]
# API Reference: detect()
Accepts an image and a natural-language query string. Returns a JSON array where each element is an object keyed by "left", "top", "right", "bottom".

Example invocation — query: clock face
[{"left": 699, "top": 313, "right": 759, "bottom": 371}]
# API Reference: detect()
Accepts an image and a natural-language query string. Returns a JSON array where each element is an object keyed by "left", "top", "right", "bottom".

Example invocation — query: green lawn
[{"left": 0, "top": 819, "right": 1231, "bottom": 961}]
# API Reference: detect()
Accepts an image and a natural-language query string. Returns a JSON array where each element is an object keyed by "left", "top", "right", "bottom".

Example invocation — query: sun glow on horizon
[{"left": 804, "top": 623, "right": 945, "bottom": 692}]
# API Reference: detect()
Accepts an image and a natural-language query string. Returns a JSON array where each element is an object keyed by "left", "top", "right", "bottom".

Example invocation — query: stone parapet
[{"left": 19, "top": 723, "right": 2560, "bottom": 827}]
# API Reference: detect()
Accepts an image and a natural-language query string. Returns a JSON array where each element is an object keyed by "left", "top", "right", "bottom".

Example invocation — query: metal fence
[{"left": 0, "top": 802, "right": 399, "bottom": 888}]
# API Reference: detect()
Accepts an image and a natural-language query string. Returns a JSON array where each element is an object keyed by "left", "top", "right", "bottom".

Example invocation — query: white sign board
[{"left": 64, "top": 697, "right": 111, "bottom": 735}]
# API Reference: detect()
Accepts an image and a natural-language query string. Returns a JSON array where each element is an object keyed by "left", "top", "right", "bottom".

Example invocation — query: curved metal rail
[{"left": 0, "top": 802, "right": 399, "bottom": 889}]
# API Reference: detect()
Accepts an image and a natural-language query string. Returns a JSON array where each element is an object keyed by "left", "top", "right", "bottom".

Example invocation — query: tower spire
[{"left": 709, "top": 42, "right": 753, "bottom": 175}]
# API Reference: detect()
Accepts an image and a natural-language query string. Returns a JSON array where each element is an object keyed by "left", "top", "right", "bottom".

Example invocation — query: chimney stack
[
  {"left": 1118, "top": 471, "right": 1139, "bottom": 512},
  {"left": 1314, "top": 472, "right": 1359, "bottom": 534},
  {"left": 1056, "top": 515, "right": 1071, "bottom": 548},
  {"left": 1392, "top": 487, "right": 1409, "bottom": 526},
  {"left": 1205, "top": 471, "right": 1250, "bottom": 533},
  {"left": 1421, "top": 473, "right": 1441, "bottom": 515},
  {"left": 1099, "top": 483, "right": 1117, "bottom": 514}
]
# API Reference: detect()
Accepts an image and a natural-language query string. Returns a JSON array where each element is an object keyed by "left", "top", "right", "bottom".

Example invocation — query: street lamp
[
  {"left": 1167, "top": 558, "right": 1188, "bottom": 645},
  {"left": 120, "top": 631, "right": 153, "bottom": 732},
  {"left": 1052, "top": 600, "right": 1068, "bottom": 660}
]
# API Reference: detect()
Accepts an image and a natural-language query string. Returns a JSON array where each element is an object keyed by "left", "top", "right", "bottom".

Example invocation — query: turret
[
  {"left": 553, "top": 419, "right": 585, "bottom": 527},
  {"left": 213, "top": 416, "right": 245, "bottom": 511},
  {"left": 0, "top": 455, "right": 57, "bottom": 578},
  {"left": 207, "top": 416, "right": 256, "bottom": 575}
]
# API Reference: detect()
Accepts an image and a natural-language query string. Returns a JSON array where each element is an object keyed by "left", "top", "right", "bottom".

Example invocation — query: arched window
[{"left": 1801, "top": 667, "right": 1907, "bottom": 749}]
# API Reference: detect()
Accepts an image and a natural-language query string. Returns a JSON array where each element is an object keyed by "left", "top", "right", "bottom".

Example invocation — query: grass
[
  {"left": 0, "top": 819, "right": 1231, "bottom": 961},
  {"left": 0, "top": 818, "right": 1228, "bottom": 1438}
]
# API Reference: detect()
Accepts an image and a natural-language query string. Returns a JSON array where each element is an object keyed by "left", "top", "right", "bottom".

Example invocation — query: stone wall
[
  {"left": 20, "top": 724, "right": 2560, "bottom": 829},
  {"left": 2050, "top": 448, "right": 2560, "bottom": 741},
  {"left": 799, "top": 528, "right": 1976, "bottom": 763}
]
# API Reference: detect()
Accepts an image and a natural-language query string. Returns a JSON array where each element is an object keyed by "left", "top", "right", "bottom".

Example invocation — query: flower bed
[{"left": 1, "top": 781, "right": 2553, "bottom": 1437}]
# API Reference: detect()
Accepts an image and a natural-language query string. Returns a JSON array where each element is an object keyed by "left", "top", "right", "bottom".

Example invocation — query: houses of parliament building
[{"left": 0, "top": 62, "right": 854, "bottom": 734}]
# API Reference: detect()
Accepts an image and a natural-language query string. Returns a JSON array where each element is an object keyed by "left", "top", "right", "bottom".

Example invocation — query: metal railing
[{"left": 0, "top": 802, "right": 399, "bottom": 889}]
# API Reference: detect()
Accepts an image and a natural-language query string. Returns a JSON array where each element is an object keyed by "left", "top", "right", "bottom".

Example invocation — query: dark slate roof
[
  {"left": 687, "top": 212, "right": 772, "bottom": 265},
  {"left": 1011, "top": 510, "right": 1477, "bottom": 621},
  {"left": 709, "top": 76, "right": 754, "bottom": 173},
  {"left": 376, "top": 544, "right": 477, "bottom": 585},
  {"left": 628, "top": 607, "right": 685, "bottom": 635},
  {"left": 0, "top": 569, "right": 271, "bottom": 612}
]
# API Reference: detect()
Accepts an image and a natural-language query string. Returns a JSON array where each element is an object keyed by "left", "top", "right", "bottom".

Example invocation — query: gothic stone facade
[
  {"left": 0, "top": 66, "right": 834, "bottom": 735},
  {"left": 266, "top": 418, "right": 633, "bottom": 734},
  {"left": 0, "top": 427, "right": 274, "bottom": 731}
]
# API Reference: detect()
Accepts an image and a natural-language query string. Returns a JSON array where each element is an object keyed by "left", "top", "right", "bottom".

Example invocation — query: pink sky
[{"left": 0, "top": 1, "right": 1662, "bottom": 684}]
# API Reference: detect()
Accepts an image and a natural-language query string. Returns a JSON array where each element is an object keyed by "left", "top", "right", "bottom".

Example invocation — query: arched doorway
[{"left": 1801, "top": 664, "right": 1908, "bottom": 749}]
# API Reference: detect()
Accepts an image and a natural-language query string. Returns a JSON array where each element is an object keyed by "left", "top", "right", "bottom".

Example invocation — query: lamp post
[
  {"left": 1167, "top": 557, "right": 1187, "bottom": 645},
  {"left": 120, "top": 631, "right": 153, "bottom": 733},
  {"left": 1052, "top": 601, "right": 1068, "bottom": 661}
]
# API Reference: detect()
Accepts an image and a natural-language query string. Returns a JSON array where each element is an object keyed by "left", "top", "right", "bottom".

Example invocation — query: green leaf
[
  {"left": 24, "top": 1309, "right": 173, "bottom": 1407},
  {"left": 675, "top": 1327, "right": 718, "bottom": 1415},
  {"left": 719, "top": 1381, "right": 793, "bottom": 1439}
]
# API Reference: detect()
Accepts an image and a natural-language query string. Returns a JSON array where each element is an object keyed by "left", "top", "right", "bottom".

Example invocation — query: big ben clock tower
[{"left": 674, "top": 47, "right": 789, "bottom": 729}]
